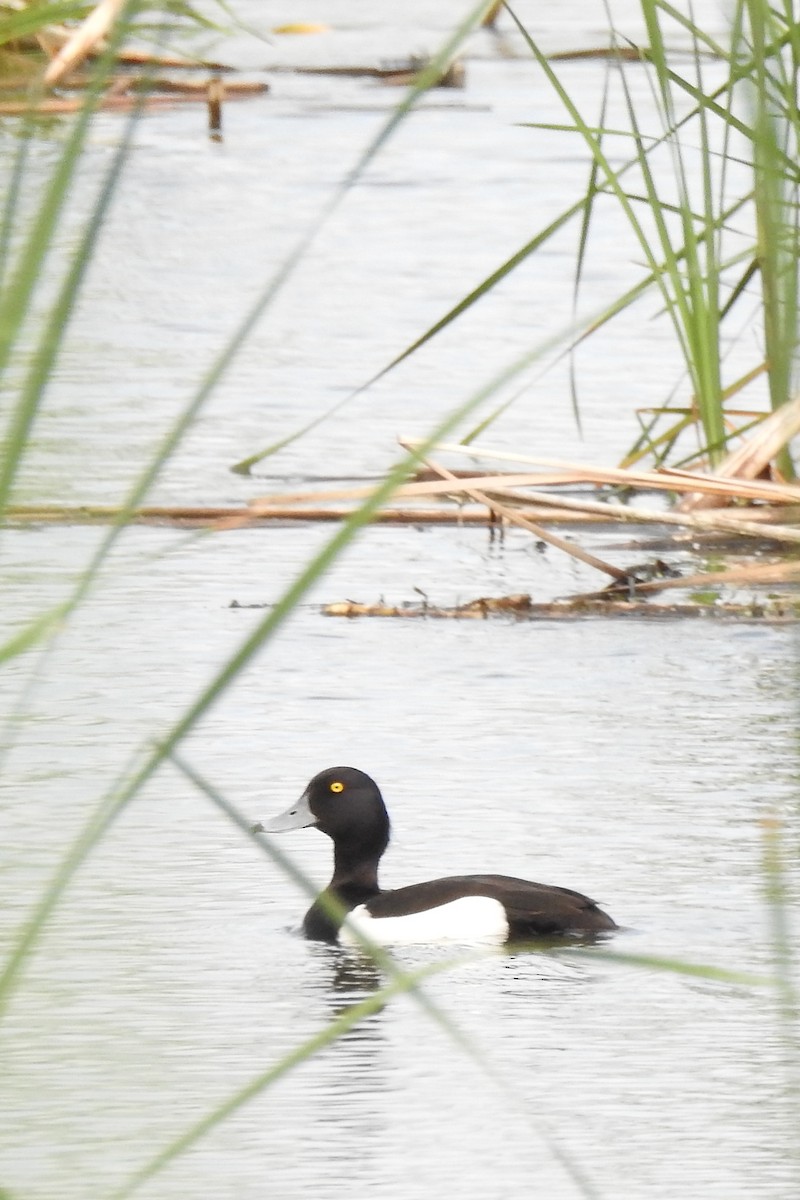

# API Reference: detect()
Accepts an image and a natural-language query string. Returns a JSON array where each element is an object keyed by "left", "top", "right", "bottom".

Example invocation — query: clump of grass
[{"left": 509, "top": 1, "right": 800, "bottom": 478}]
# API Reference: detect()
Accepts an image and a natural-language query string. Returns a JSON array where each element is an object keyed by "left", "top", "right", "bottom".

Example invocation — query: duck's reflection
[
  {"left": 285, "top": 934, "right": 610, "bottom": 1198},
  {"left": 317, "top": 943, "right": 386, "bottom": 1000},
  {"left": 292, "top": 945, "right": 391, "bottom": 1189},
  {"left": 313, "top": 936, "right": 599, "bottom": 1012}
]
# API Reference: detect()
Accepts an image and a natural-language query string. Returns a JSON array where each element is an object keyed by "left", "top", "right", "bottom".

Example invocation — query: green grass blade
[
  {"left": 0, "top": 2, "right": 91, "bottom": 46},
  {"left": 0, "top": 0, "right": 149, "bottom": 515},
  {"left": 228, "top": 0, "right": 514, "bottom": 476},
  {"left": 106, "top": 956, "right": 472, "bottom": 1200},
  {"left": 2, "top": 111, "right": 146, "bottom": 513},
  {"left": 229, "top": 197, "right": 589, "bottom": 474},
  {"left": 654, "top": 0, "right": 730, "bottom": 57},
  {"left": 745, "top": 0, "right": 800, "bottom": 476},
  {"left": 760, "top": 809, "right": 800, "bottom": 1090},
  {"left": 0, "top": 122, "right": 34, "bottom": 296},
  {"left": 0, "top": 603, "right": 70, "bottom": 665},
  {"left": 567, "top": 948, "right": 772, "bottom": 987},
  {"left": 568, "top": 66, "right": 613, "bottom": 435}
]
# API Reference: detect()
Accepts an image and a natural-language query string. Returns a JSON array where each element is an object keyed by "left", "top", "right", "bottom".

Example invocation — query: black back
[{"left": 365, "top": 874, "right": 616, "bottom": 939}]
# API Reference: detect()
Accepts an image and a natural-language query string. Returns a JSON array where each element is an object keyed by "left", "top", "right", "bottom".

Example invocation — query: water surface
[{"left": 2, "top": 4, "right": 799, "bottom": 1199}]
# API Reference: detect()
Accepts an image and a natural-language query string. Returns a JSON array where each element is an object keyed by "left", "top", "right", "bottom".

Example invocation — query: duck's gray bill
[{"left": 258, "top": 790, "right": 316, "bottom": 833}]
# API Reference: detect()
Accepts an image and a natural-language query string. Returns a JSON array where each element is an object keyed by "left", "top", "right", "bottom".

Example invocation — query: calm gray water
[{"left": 3, "top": 3, "right": 800, "bottom": 1199}]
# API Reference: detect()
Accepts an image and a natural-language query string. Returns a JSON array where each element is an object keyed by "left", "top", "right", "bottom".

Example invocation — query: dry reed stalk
[
  {"left": 136, "top": 78, "right": 265, "bottom": 96},
  {"left": 397, "top": 441, "right": 800, "bottom": 543},
  {"left": 251, "top": 467, "right": 800, "bottom": 508},
  {"left": 212, "top": 504, "right": 614, "bottom": 531},
  {"left": 677, "top": 394, "right": 800, "bottom": 511},
  {"left": 249, "top": 473, "right": 602, "bottom": 508},
  {"left": 8, "top": 503, "right": 573, "bottom": 527},
  {"left": 6, "top": 494, "right": 800, "bottom": 543},
  {"left": 0, "top": 93, "right": 222, "bottom": 115},
  {"left": 112, "top": 50, "right": 230, "bottom": 69},
  {"left": 43, "top": 0, "right": 125, "bottom": 86},
  {"left": 0, "top": 84, "right": 266, "bottom": 115},
  {"left": 0, "top": 0, "right": 72, "bottom": 60},
  {"left": 207, "top": 75, "right": 224, "bottom": 134},
  {"left": 574, "top": 559, "right": 800, "bottom": 600},
  {"left": 509, "top": 489, "right": 800, "bottom": 543},
  {"left": 420, "top": 456, "right": 629, "bottom": 581},
  {"left": 548, "top": 47, "right": 644, "bottom": 61},
  {"left": 400, "top": 438, "right": 800, "bottom": 504}
]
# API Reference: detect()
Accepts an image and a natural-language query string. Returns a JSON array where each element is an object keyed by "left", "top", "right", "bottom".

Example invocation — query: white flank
[{"left": 339, "top": 895, "right": 509, "bottom": 947}]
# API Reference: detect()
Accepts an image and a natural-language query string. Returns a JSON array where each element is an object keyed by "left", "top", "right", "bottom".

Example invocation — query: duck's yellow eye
[{"left": 330, "top": 781, "right": 344, "bottom": 793}]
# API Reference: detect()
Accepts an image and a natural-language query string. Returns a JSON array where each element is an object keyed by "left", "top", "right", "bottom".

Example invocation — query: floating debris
[
  {"left": 279, "top": 56, "right": 466, "bottom": 88},
  {"left": 322, "top": 594, "right": 800, "bottom": 623}
]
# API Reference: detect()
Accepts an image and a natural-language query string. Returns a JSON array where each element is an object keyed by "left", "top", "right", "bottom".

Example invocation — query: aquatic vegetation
[{"left": 445, "top": 2, "right": 800, "bottom": 481}]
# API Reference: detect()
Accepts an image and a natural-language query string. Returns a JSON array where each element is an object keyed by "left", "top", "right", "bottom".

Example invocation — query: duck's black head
[{"left": 260, "top": 766, "right": 390, "bottom": 888}]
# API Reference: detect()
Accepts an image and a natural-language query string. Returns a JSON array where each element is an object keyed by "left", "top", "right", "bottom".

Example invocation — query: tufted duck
[{"left": 255, "top": 766, "right": 617, "bottom": 946}]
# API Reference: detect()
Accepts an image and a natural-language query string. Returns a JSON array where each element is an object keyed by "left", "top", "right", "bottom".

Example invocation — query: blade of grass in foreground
[
  {"left": 0, "top": 2, "right": 91, "bottom": 47},
  {"left": 562, "top": 948, "right": 772, "bottom": 988},
  {"left": 760, "top": 808, "right": 800, "bottom": 1085},
  {"left": 636, "top": 1, "right": 726, "bottom": 462},
  {"left": 567, "top": 64, "right": 611, "bottom": 438},
  {"left": 0, "top": 7, "right": 182, "bottom": 764},
  {"left": 228, "top": 0, "right": 503, "bottom": 475},
  {"left": 0, "top": 116, "right": 33, "bottom": 296},
  {"left": 745, "top": 0, "right": 800, "bottom": 479},
  {"left": 106, "top": 959, "right": 478, "bottom": 1200},
  {"left": 228, "top": 197, "right": 589, "bottom": 474},
  {"left": 0, "top": 0, "right": 150, "bottom": 515},
  {"left": 0, "top": 9, "right": 212, "bottom": 772},
  {"left": 1, "top": 83, "right": 148, "bottom": 512},
  {"left": 758, "top": 780, "right": 800, "bottom": 1187}
]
